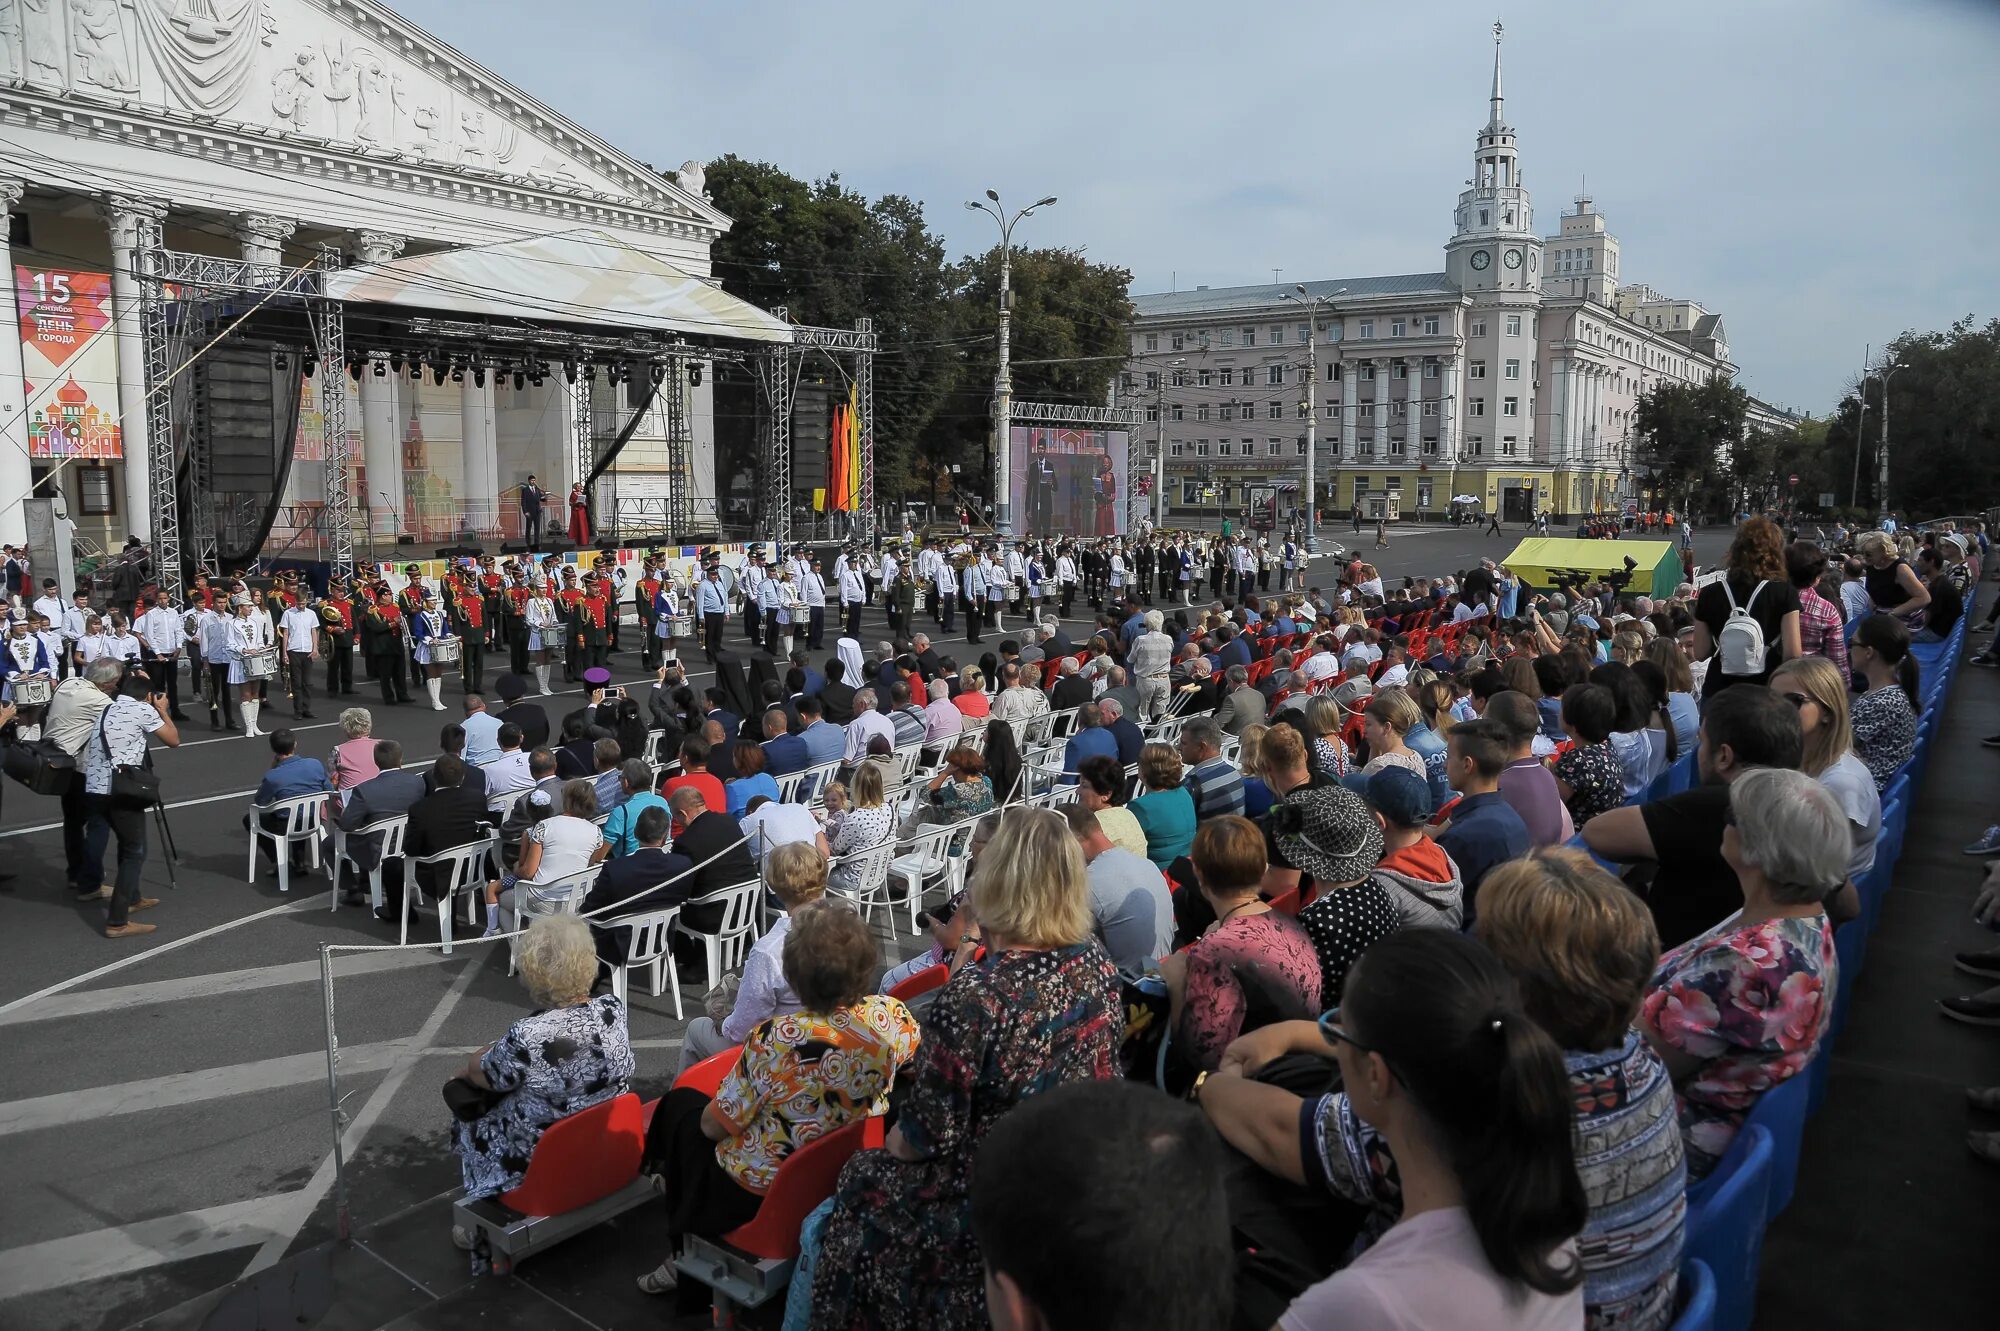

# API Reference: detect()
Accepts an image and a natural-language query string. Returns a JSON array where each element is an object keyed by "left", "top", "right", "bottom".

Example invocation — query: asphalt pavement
[{"left": 0, "top": 524, "right": 1736, "bottom": 1331}]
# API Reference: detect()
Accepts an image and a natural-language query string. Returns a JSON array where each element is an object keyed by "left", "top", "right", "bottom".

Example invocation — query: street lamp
[
  {"left": 1872, "top": 362, "right": 1907, "bottom": 522},
  {"left": 966, "top": 190, "right": 1058, "bottom": 536},
  {"left": 1280, "top": 285, "right": 1346, "bottom": 552}
]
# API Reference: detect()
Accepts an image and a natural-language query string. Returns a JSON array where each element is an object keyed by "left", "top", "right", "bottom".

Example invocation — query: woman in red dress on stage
[
  {"left": 1094, "top": 454, "right": 1118, "bottom": 537},
  {"left": 566, "top": 482, "right": 591, "bottom": 544}
]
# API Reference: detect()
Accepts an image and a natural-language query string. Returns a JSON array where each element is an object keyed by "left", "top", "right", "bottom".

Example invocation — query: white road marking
[
  {"left": 0, "top": 948, "right": 442, "bottom": 1028},
  {"left": 0, "top": 1192, "right": 304, "bottom": 1299}
]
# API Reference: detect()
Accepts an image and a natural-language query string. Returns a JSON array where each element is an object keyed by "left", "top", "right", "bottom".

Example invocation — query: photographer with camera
[{"left": 73, "top": 659, "right": 180, "bottom": 938}]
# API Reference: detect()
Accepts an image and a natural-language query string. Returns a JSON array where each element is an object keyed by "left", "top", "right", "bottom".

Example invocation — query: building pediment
[{"left": 0, "top": 0, "right": 722, "bottom": 233}]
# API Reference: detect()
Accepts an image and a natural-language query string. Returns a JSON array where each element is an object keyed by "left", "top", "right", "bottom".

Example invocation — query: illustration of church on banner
[{"left": 28, "top": 375, "right": 123, "bottom": 459}]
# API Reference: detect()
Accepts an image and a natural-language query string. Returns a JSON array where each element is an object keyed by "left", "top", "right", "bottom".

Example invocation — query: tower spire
[{"left": 1489, "top": 19, "right": 1506, "bottom": 130}]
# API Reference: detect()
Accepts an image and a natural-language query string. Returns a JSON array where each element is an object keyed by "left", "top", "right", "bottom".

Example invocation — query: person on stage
[
  {"left": 526, "top": 579, "right": 562, "bottom": 696},
  {"left": 226, "top": 595, "right": 274, "bottom": 737},
  {"left": 696, "top": 562, "right": 729, "bottom": 663},
  {"left": 565, "top": 482, "right": 592, "bottom": 546},
  {"left": 411, "top": 591, "right": 456, "bottom": 712},
  {"left": 1094, "top": 453, "right": 1118, "bottom": 537},
  {"left": 519, "top": 475, "right": 547, "bottom": 547}
]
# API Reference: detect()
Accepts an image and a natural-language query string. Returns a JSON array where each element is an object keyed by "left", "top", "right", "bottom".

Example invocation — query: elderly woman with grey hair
[
  {"left": 1638, "top": 767, "right": 1842, "bottom": 1180},
  {"left": 448, "top": 915, "right": 634, "bottom": 1235},
  {"left": 329, "top": 706, "right": 379, "bottom": 808}
]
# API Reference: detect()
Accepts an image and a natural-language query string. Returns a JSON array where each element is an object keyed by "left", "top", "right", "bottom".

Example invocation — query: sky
[{"left": 394, "top": 0, "right": 2000, "bottom": 416}]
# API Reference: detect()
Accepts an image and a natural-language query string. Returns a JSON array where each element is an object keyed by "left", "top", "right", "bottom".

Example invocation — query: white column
[
  {"left": 234, "top": 214, "right": 295, "bottom": 282},
  {"left": 350, "top": 232, "right": 405, "bottom": 540},
  {"left": 101, "top": 196, "right": 168, "bottom": 542},
  {"left": 0, "top": 180, "right": 31, "bottom": 547},
  {"left": 461, "top": 375, "right": 498, "bottom": 534},
  {"left": 1549, "top": 357, "right": 1569, "bottom": 470},
  {"left": 1439, "top": 355, "right": 1459, "bottom": 463},
  {"left": 1340, "top": 360, "right": 1358, "bottom": 463}
]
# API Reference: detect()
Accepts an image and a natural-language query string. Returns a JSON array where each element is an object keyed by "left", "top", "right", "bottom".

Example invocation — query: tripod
[{"left": 151, "top": 797, "right": 180, "bottom": 889}]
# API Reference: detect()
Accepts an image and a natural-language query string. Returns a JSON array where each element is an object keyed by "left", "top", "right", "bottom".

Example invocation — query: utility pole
[
  {"left": 966, "top": 190, "right": 1057, "bottom": 537},
  {"left": 1875, "top": 361, "right": 1907, "bottom": 522},
  {"left": 1847, "top": 345, "right": 1869, "bottom": 510},
  {"left": 1281, "top": 284, "right": 1346, "bottom": 552}
]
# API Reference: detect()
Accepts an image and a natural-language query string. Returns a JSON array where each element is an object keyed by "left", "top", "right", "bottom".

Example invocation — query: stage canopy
[
  {"left": 1500, "top": 538, "right": 1685, "bottom": 597},
  {"left": 323, "top": 229, "right": 793, "bottom": 344}
]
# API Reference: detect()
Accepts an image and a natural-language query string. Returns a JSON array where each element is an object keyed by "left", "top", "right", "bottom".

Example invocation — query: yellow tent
[{"left": 1499, "top": 538, "right": 1685, "bottom": 597}]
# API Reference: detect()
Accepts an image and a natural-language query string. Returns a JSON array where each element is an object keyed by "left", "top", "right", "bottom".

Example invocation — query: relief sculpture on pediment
[
  {"left": 68, "top": 0, "right": 138, "bottom": 93},
  {"left": 21, "top": 0, "right": 64, "bottom": 85}
]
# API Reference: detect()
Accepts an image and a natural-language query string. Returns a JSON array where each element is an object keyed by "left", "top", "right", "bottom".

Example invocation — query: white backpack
[{"left": 1716, "top": 580, "right": 1770, "bottom": 676}]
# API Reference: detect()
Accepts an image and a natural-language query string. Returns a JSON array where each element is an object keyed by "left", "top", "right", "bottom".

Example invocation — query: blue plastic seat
[
  {"left": 1669, "top": 1257, "right": 1717, "bottom": 1331},
  {"left": 1682, "top": 1124, "right": 1774, "bottom": 1331}
]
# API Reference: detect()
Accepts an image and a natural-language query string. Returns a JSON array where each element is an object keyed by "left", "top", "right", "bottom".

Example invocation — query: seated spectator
[
  {"left": 887, "top": 680, "right": 930, "bottom": 748},
  {"left": 247, "top": 728, "right": 333, "bottom": 876},
  {"left": 664, "top": 736, "right": 726, "bottom": 810},
  {"left": 1786, "top": 539, "right": 1851, "bottom": 680},
  {"left": 398, "top": 754, "right": 494, "bottom": 915},
  {"left": 447, "top": 916, "right": 633, "bottom": 1237},
  {"left": 1075, "top": 753, "right": 1148, "bottom": 859},
  {"left": 638, "top": 900, "right": 919, "bottom": 1300},
  {"left": 586, "top": 736, "right": 626, "bottom": 813},
  {"left": 481, "top": 779, "right": 606, "bottom": 935},
  {"left": 953, "top": 665, "right": 990, "bottom": 718},
  {"left": 1130, "top": 741, "right": 1197, "bottom": 870},
  {"left": 1160, "top": 815, "right": 1321, "bottom": 1073},
  {"left": 329, "top": 707, "right": 380, "bottom": 809},
  {"left": 1552, "top": 682, "right": 1626, "bottom": 827},
  {"left": 841, "top": 688, "right": 896, "bottom": 765},
  {"left": 726, "top": 741, "right": 781, "bottom": 817},
  {"left": 583, "top": 804, "right": 693, "bottom": 970},
  {"left": 1913, "top": 544, "right": 1963, "bottom": 642},
  {"left": 427, "top": 722, "right": 490, "bottom": 799},
  {"left": 1769, "top": 656, "right": 1881, "bottom": 880},
  {"left": 1436, "top": 719, "right": 1532, "bottom": 922},
  {"left": 970, "top": 1080, "right": 1232, "bottom": 1331},
  {"left": 1849, "top": 613, "right": 1921, "bottom": 790},
  {"left": 1180, "top": 717, "right": 1247, "bottom": 818},
  {"left": 1582, "top": 684, "right": 1804, "bottom": 948},
  {"left": 990, "top": 661, "right": 1050, "bottom": 730},
  {"left": 826, "top": 759, "right": 895, "bottom": 895},
  {"left": 809, "top": 808, "right": 1121, "bottom": 1326},
  {"left": 1484, "top": 690, "right": 1566, "bottom": 846},
  {"left": 796, "top": 694, "right": 848, "bottom": 771},
  {"left": 922, "top": 677, "right": 964, "bottom": 743},
  {"left": 1064, "top": 805, "right": 1173, "bottom": 972},
  {"left": 499, "top": 748, "right": 562, "bottom": 866},
  {"left": 1593, "top": 662, "right": 1672, "bottom": 802},
  {"left": 1060, "top": 701, "right": 1120, "bottom": 777},
  {"left": 1352, "top": 689, "right": 1426, "bottom": 785},
  {"left": 1238, "top": 723, "right": 1277, "bottom": 817},
  {"left": 1640, "top": 768, "right": 1842, "bottom": 1179},
  {"left": 760, "top": 706, "right": 810, "bottom": 777},
  {"left": 482, "top": 723, "right": 536, "bottom": 808},
  {"left": 905, "top": 745, "right": 996, "bottom": 838},
  {"left": 1306, "top": 768, "right": 1465, "bottom": 997},
  {"left": 1216, "top": 663, "right": 1267, "bottom": 735},
  {"left": 1098, "top": 696, "right": 1144, "bottom": 766},
  {"left": 740, "top": 792, "right": 826, "bottom": 868},
  {"left": 666, "top": 786, "right": 757, "bottom": 910},
  {"left": 1303, "top": 694, "right": 1352, "bottom": 783},
  {"left": 600, "top": 759, "right": 670, "bottom": 858},
  {"left": 675, "top": 839, "right": 822, "bottom": 1071}
]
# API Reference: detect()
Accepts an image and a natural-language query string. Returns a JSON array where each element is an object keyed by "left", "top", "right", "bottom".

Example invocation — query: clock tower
[{"left": 1445, "top": 22, "right": 1543, "bottom": 297}]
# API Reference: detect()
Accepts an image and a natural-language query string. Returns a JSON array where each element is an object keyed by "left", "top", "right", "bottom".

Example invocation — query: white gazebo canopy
[{"left": 324, "top": 228, "right": 791, "bottom": 344}]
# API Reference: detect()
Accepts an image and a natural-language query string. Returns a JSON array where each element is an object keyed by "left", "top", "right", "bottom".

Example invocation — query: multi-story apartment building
[{"left": 1126, "top": 28, "right": 1740, "bottom": 526}]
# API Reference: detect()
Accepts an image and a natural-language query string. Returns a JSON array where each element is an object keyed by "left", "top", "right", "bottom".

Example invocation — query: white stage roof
[{"left": 324, "top": 229, "right": 792, "bottom": 344}]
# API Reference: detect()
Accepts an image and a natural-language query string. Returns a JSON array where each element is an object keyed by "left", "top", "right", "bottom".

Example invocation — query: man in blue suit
[{"left": 1060, "top": 702, "right": 1120, "bottom": 782}]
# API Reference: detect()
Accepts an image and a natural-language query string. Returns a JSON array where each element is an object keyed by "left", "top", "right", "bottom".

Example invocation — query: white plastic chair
[
  {"left": 798, "top": 760, "right": 842, "bottom": 806},
  {"left": 772, "top": 768, "right": 809, "bottom": 803},
  {"left": 1018, "top": 712, "right": 1056, "bottom": 748},
  {"left": 487, "top": 786, "right": 533, "bottom": 822},
  {"left": 888, "top": 743, "right": 924, "bottom": 786},
  {"left": 407, "top": 832, "right": 498, "bottom": 952},
  {"left": 247, "top": 793, "right": 327, "bottom": 894},
  {"left": 671, "top": 877, "right": 764, "bottom": 981},
  {"left": 886, "top": 821, "right": 976, "bottom": 934},
  {"left": 827, "top": 841, "right": 898, "bottom": 926},
  {"left": 949, "top": 726, "right": 984, "bottom": 756},
  {"left": 504, "top": 863, "right": 602, "bottom": 974},
  {"left": 1046, "top": 707, "right": 1082, "bottom": 741},
  {"left": 605, "top": 907, "right": 686, "bottom": 1019},
  {"left": 330, "top": 814, "right": 408, "bottom": 914}
]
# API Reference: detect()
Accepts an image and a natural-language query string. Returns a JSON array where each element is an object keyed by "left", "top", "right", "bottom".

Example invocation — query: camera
[{"left": 116, "top": 661, "right": 156, "bottom": 699}]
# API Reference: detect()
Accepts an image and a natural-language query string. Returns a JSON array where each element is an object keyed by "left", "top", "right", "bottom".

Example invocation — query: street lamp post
[
  {"left": 1874, "top": 362, "right": 1906, "bottom": 522},
  {"left": 1280, "top": 285, "right": 1345, "bottom": 552},
  {"left": 966, "top": 190, "right": 1057, "bottom": 536}
]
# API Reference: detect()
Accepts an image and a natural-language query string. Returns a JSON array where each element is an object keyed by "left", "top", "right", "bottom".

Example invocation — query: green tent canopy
[{"left": 1500, "top": 538, "right": 1685, "bottom": 598}]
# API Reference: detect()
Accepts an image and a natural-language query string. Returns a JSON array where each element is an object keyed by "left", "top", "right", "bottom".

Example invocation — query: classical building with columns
[
  {"left": 0, "top": 0, "right": 733, "bottom": 556},
  {"left": 1126, "top": 27, "right": 1739, "bottom": 526}
]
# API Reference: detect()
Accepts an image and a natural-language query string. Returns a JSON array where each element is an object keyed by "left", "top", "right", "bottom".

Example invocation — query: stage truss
[
  {"left": 1010, "top": 399, "right": 1147, "bottom": 535},
  {"left": 137, "top": 245, "right": 876, "bottom": 588}
]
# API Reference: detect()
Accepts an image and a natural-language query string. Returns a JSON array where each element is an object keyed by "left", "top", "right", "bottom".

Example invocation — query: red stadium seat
[
  {"left": 717, "top": 1116, "right": 872, "bottom": 1260},
  {"left": 499, "top": 1093, "right": 646, "bottom": 1218},
  {"left": 674, "top": 1045, "right": 745, "bottom": 1098},
  {"left": 887, "top": 963, "right": 950, "bottom": 1002}
]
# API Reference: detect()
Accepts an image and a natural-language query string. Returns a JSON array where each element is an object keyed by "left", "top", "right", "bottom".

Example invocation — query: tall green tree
[
  {"left": 1632, "top": 377, "right": 1748, "bottom": 513},
  {"left": 1865, "top": 317, "right": 2000, "bottom": 520}
]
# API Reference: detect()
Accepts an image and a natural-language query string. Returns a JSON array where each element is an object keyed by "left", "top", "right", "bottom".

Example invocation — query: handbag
[
  {"left": 4, "top": 736, "right": 78, "bottom": 795},
  {"left": 442, "top": 1076, "right": 506, "bottom": 1124},
  {"left": 95, "top": 705, "right": 161, "bottom": 809}
]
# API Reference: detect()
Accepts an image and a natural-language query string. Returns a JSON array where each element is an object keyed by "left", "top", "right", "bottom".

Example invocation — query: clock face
[
  {"left": 1529, "top": 250, "right": 1538, "bottom": 270},
  {"left": 1503, "top": 249, "right": 1523, "bottom": 270},
  {"left": 1470, "top": 249, "right": 1491, "bottom": 271}
]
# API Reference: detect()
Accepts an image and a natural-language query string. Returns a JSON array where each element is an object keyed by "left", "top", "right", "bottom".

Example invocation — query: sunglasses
[{"left": 1317, "top": 1005, "right": 1373, "bottom": 1057}]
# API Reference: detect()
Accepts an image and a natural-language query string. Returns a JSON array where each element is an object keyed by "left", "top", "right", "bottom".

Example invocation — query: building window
[
  {"left": 1502, "top": 435, "right": 1518, "bottom": 456},
  {"left": 1506, "top": 315, "right": 1522, "bottom": 337},
  {"left": 1268, "top": 438, "right": 1283, "bottom": 456},
  {"left": 1392, "top": 361, "right": 1407, "bottom": 379},
  {"left": 1423, "top": 315, "right": 1440, "bottom": 335},
  {"left": 1389, "top": 437, "right": 1406, "bottom": 456},
  {"left": 1197, "top": 368, "right": 1212, "bottom": 386},
  {"left": 1268, "top": 401, "right": 1282, "bottom": 420},
  {"left": 1297, "top": 323, "right": 1309, "bottom": 343},
  {"left": 1170, "top": 442, "right": 1185, "bottom": 457},
  {"left": 1468, "top": 360, "right": 1487, "bottom": 380},
  {"left": 1504, "top": 359, "right": 1520, "bottom": 379},
  {"left": 1220, "top": 404, "right": 1234, "bottom": 421},
  {"left": 1218, "top": 441, "right": 1234, "bottom": 457},
  {"left": 1170, "top": 404, "right": 1184, "bottom": 421},
  {"left": 1422, "top": 400, "right": 1439, "bottom": 416},
  {"left": 1196, "top": 404, "right": 1210, "bottom": 421},
  {"left": 1220, "top": 329, "right": 1235, "bottom": 347},
  {"left": 1172, "top": 369, "right": 1187, "bottom": 387},
  {"left": 1469, "top": 319, "right": 1486, "bottom": 337},
  {"left": 1421, "top": 436, "right": 1438, "bottom": 455},
  {"left": 1267, "top": 365, "right": 1284, "bottom": 386},
  {"left": 1479, "top": 208, "right": 1489, "bottom": 225},
  {"left": 1469, "top": 435, "right": 1485, "bottom": 456},
  {"left": 78, "top": 465, "right": 116, "bottom": 516},
  {"left": 1196, "top": 441, "right": 1211, "bottom": 457},
  {"left": 1241, "top": 327, "right": 1256, "bottom": 346},
  {"left": 1391, "top": 400, "right": 1407, "bottom": 418},
  {"left": 1358, "top": 320, "right": 1374, "bottom": 339},
  {"left": 1182, "top": 481, "right": 1203, "bottom": 505},
  {"left": 1219, "top": 368, "right": 1235, "bottom": 386},
  {"left": 1469, "top": 398, "right": 1486, "bottom": 417},
  {"left": 1424, "top": 360, "right": 1440, "bottom": 379},
  {"left": 1269, "top": 325, "right": 1285, "bottom": 344},
  {"left": 1121, "top": 373, "right": 1135, "bottom": 391},
  {"left": 1391, "top": 318, "right": 1406, "bottom": 338},
  {"left": 1323, "top": 362, "right": 1337, "bottom": 382},
  {"left": 1502, "top": 397, "right": 1519, "bottom": 417},
  {"left": 1361, "top": 363, "right": 1376, "bottom": 381},
  {"left": 1358, "top": 436, "right": 1374, "bottom": 456},
  {"left": 1144, "top": 334, "right": 1158, "bottom": 352},
  {"left": 1171, "top": 332, "right": 1185, "bottom": 351},
  {"left": 1145, "top": 405, "right": 1160, "bottom": 423},
  {"left": 1323, "top": 404, "right": 1337, "bottom": 419},
  {"left": 1360, "top": 404, "right": 1374, "bottom": 422}
]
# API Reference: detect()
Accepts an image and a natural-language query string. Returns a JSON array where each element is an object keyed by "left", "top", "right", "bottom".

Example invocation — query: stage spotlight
[
  {"left": 688, "top": 363, "right": 703, "bottom": 387},
  {"left": 450, "top": 363, "right": 464, "bottom": 383},
  {"left": 347, "top": 357, "right": 363, "bottom": 381},
  {"left": 649, "top": 363, "right": 665, "bottom": 387},
  {"left": 513, "top": 371, "right": 526, "bottom": 392},
  {"left": 472, "top": 366, "right": 486, "bottom": 388},
  {"left": 562, "top": 357, "right": 578, "bottom": 384},
  {"left": 432, "top": 363, "right": 447, "bottom": 386},
  {"left": 301, "top": 353, "right": 317, "bottom": 378},
  {"left": 372, "top": 358, "right": 386, "bottom": 377},
  {"left": 582, "top": 361, "right": 597, "bottom": 383},
  {"left": 390, "top": 354, "right": 404, "bottom": 373}
]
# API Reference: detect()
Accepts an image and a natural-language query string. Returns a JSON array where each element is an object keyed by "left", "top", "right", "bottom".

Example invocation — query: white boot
[
  {"left": 242, "top": 699, "right": 260, "bottom": 737},
  {"left": 427, "top": 676, "right": 445, "bottom": 711},
  {"left": 535, "top": 665, "right": 552, "bottom": 696}
]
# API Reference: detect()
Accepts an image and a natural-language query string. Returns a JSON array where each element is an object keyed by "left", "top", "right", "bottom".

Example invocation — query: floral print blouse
[
  {"left": 455, "top": 995, "right": 634, "bottom": 1199},
  {"left": 1640, "top": 912, "right": 1836, "bottom": 1179},
  {"left": 1554, "top": 741, "right": 1627, "bottom": 826}
]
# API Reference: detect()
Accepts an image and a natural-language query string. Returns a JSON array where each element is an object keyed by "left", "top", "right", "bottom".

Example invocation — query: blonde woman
[
  {"left": 525, "top": 581, "right": 562, "bottom": 696},
  {"left": 810, "top": 807, "right": 1121, "bottom": 1328},
  {"left": 1610, "top": 629, "right": 1646, "bottom": 666},
  {"left": 1238, "top": 722, "right": 1276, "bottom": 817},
  {"left": 1357, "top": 688, "right": 1427, "bottom": 782},
  {"left": 1303, "top": 693, "right": 1351, "bottom": 783},
  {"left": 1769, "top": 655, "right": 1881, "bottom": 881},
  {"left": 827, "top": 758, "right": 894, "bottom": 896}
]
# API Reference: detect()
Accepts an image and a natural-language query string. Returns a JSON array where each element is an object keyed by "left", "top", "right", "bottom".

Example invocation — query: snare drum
[
  {"left": 666, "top": 614, "right": 694, "bottom": 639},
  {"left": 11, "top": 672, "right": 53, "bottom": 707},
  {"left": 428, "top": 636, "right": 463, "bottom": 666},
  {"left": 244, "top": 648, "right": 278, "bottom": 681}
]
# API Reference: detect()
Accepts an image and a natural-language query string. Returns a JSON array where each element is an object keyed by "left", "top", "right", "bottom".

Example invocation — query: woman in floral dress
[
  {"left": 1552, "top": 682, "right": 1627, "bottom": 827},
  {"left": 808, "top": 808, "right": 1122, "bottom": 1330},
  {"left": 1639, "top": 769, "right": 1842, "bottom": 1179}
]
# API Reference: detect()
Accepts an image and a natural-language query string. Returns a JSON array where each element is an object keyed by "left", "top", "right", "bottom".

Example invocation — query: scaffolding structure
[
  {"left": 759, "top": 315, "right": 879, "bottom": 548},
  {"left": 1009, "top": 399, "right": 1148, "bottom": 535}
]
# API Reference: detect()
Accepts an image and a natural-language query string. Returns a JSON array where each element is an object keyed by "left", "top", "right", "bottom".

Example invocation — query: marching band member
[
  {"left": 1002, "top": 541, "right": 1026, "bottom": 616},
  {"left": 449, "top": 567, "right": 487, "bottom": 695},
  {"left": 477, "top": 556, "right": 506, "bottom": 653},
  {"left": 196, "top": 596, "right": 234, "bottom": 729},
  {"left": 526, "top": 578, "right": 563, "bottom": 696},
  {"left": 878, "top": 545, "right": 901, "bottom": 635},
  {"left": 59, "top": 588, "right": 92, "bottom": 680},
  {"left": 318, "top": 581, "right": 356, "bottom": 698},
  {"left": 931, "top": 547, "right": 957, "bottom": 636},
  {"left": 1056, "top": 544, "right": 1079, "bottom": 617},
  {"left": 1025, "top": 548, "right": 1048, "bottom": 629},
  {"left": 757, "top": 559, "right": 785, "bottom": 656},
  {"left": 72, "top": 612, "right": 109, "bottom": 671},
  {"left": 839, "top": 553, "right": 868, "bottom": 642},
  {"left": 556, "top": 567, "right": 585, "bottom": 682},
  {"left": 226, "top": 595, "right": 274, "bottom": 736},
  {"left": 363, "top": 587, "right": 411, "bottom": 706},
  {"left": 411, "top": 591, "right": 456, "bottom": 711},
  {"left": 695, "top": 560, "right": 729, "bottom": 663},
  {"left": 136, "top": 589, "right": 188, "bottom": 721},
  {"left": 3, "top": 615, "right": 53, "bottom": 705},
  {"left": 635, "top": 555, "right": 664, "bottom": 670},
  {"left": 960, "top": 551, "right": 986, "bottom": 645},
  {"left": 651, "top": 573, "right": 682, "bottom": 670},
  {"left": 799, "top": 553, "right": 828, "bottom": 650},
  {"left": 102, "top": 613, "right": 144, "bottom": 668},
  {"left": 502, "top": 562, "right": 532, "bottom": 677},
  {"left": 740, "top": 549, "right": 769, "bottom": 644},
  {"left": 983, "top": 548, "right": 1009, "bottom": 634},
  {"left": 600, "top": 556, "right": 629, "bottom": 655},
  {"left": 573, "top": 574, "right": 612, "bottom": 675}
]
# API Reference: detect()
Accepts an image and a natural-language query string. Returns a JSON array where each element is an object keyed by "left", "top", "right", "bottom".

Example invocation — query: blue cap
[{"left": 1363, "top": 766, "right": 1432, "bottom": 828}]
